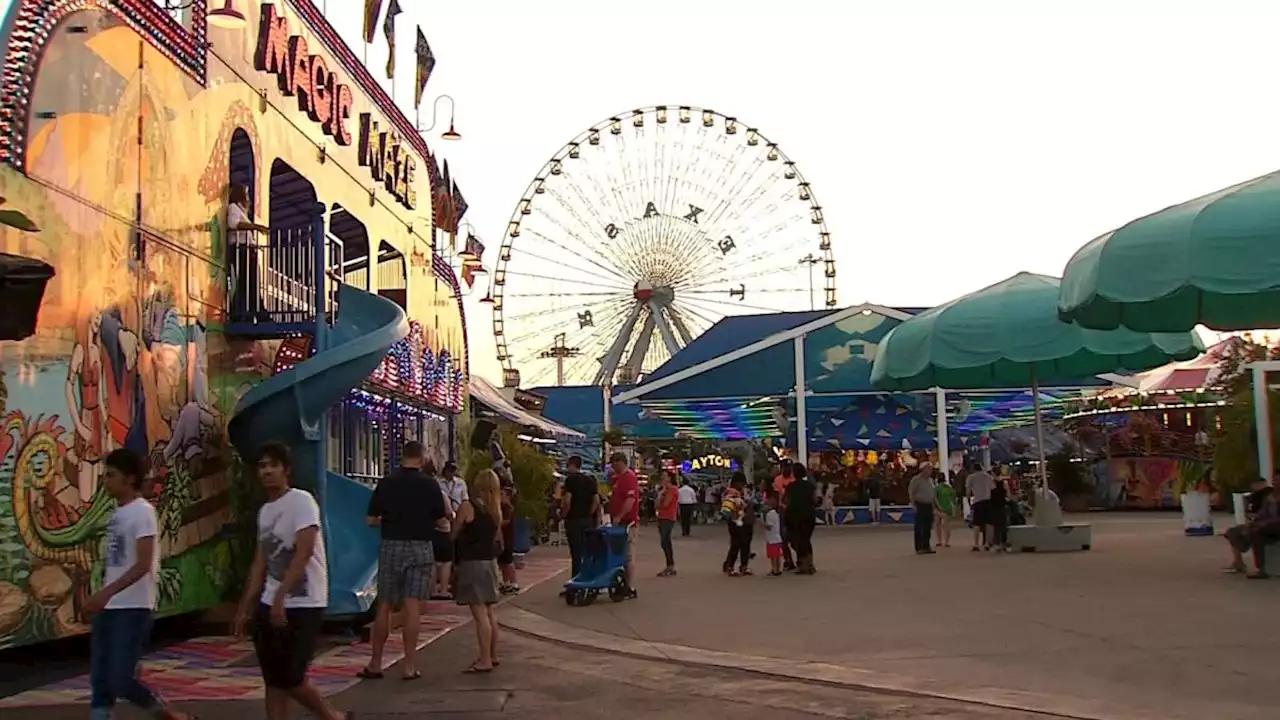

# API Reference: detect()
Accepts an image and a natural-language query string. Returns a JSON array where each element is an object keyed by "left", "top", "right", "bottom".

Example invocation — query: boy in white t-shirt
[
  {"left": 84, "top": 448, "right": 189, "bottom": 720},
  {"left": 233, "top": 442, "right": 348, "bottom": 720}
]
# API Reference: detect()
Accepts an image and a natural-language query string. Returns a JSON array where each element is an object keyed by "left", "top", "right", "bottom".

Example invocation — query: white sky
[{"left": 47, "top": 0, "right": 1280, "bottom": 379}]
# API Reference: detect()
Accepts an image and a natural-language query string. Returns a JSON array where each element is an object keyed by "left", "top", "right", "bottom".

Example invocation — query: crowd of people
[
  {"left": 84, "top": 439, "right": 1276, "bottom": 720},
  {"left": 86, "top": 438, "right": 525, "bottom": 720}
]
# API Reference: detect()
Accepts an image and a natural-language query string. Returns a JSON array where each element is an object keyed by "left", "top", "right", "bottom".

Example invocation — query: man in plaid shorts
[{"left": 360, "top": 442, "right": 448, "bottom": 680}]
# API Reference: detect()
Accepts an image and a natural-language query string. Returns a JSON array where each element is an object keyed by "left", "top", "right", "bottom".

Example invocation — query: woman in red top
[{"left": 656, "top": 471, "right": 679, "bottom": 576}]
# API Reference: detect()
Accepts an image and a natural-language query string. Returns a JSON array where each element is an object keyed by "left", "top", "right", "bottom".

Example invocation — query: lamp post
[
  {"left": 797, "top": 253, "right": 820, "bottom": 311},
  {"left": 206, "top": 1, "right": 248, "bottom": 30},
  {"left": 418, "top": 95, "right": 462, "bottom": 141}
]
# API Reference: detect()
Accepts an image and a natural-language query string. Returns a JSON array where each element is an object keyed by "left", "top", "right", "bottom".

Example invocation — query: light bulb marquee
[{"left": 1, "top": 0, "right": 210, "bottom": 171}]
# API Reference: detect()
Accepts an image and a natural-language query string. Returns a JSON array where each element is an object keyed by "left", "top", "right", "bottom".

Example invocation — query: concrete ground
[
  {"left": 2, "top": 615, "right": 1049, "bottom": 720},
  {"left": 510, "top": 514, "right": 1277, "bottom": 720}
]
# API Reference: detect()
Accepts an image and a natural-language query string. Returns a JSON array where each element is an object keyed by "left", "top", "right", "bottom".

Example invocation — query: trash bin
[
  {"left": 1181, "top": 490, "right": 1213, "bottom": 536},
  {"left": 514, "top": 516, "right": 532, "bottom": 553},
  {"left": 1232, "top": 493, "right": 1249, "bottom": 526}
]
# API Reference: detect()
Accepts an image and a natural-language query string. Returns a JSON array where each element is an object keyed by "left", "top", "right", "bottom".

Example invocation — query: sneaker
[
  {"left": 738, "top": 568, "right": 753, "bottom": 576},
  {"left": 767, "top": 571, "right": 783, "bottom": 577}
]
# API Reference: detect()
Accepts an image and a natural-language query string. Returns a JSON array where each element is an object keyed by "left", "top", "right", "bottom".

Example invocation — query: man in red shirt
[
  {"left": 608, "top": 452, "right": 640, "bottom": 598},
  {"left": 771, "top": 460, "right": 797, "bottom": 571}
]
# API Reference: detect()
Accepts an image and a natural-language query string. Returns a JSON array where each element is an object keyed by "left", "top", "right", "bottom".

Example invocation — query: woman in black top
[
  {"left": 990, "top": 478, "right": 1009, "bottom": 552},
  {"left": 451, "top": 469, "right": 503, "bottom": 673}
]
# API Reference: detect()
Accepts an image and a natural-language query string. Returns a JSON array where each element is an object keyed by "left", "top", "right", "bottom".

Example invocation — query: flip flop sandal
[
  {"left": 463, "top": 664, "right": 494, "bottom": 674},
  {"left": 401, "top": 671, "right": 422, "bottom": 681},
  {"left": 356, "top": 668, "right": 384, "bottom": 679},
  {"left": 1246, "top": 572, "right": 1270, "bottom": 580}
]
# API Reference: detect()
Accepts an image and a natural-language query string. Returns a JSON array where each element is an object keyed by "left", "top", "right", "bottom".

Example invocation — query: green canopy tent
[
  {"left": 1058, "top": 171, "right": 1280, "bottom": 483},
  {"left": 1058, "top": 171, "right": 1280, "bottom": 333},
  {"left": 871, "top": 272, "right": 1204, "bottom": 487}
]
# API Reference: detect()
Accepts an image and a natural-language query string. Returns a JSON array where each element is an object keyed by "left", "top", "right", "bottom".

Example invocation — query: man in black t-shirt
[
  {"left": 560, "top": 455, "right": 599, "bottom": 579},
  {"left": 361, "top": 442, "right": 447, "bottom": 680},
  {"left": 785, "top": 464, "right": 819, "bottom": 574}
]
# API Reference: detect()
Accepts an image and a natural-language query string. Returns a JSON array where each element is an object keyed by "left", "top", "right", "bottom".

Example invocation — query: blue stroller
[{"left": 563, "top": 525, "right": 632, "bottom": 606}]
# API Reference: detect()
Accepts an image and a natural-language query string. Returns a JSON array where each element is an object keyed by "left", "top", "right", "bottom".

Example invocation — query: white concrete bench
[{"left": 1007, "top": 489, "right": 1091, "bottom": 553}]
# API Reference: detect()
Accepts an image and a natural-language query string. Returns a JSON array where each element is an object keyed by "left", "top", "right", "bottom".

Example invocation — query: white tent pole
[
  {"left": 1032, "top": 369, "right": 1048, "bottom": 488},
  {"left": 935, "top": 387, "right": 948, "bottom": 482},
  {"left": 794, "top": 335, "right": 808, "bottom": 465},
  {"left": 602, "top": 384, "right": 613, "bottom": 464},
  {"left": 1252, "top": 363, "right": 1274, "bottom": 485}
]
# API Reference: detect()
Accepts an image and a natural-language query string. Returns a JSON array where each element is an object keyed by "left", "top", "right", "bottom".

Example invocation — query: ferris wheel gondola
[{"left": 491, "top": 105, "right": 837, "bottom": 387}]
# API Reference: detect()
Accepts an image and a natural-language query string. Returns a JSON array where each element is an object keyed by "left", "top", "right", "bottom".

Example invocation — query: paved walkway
[
  {"left": 4, "top": 608, "right": 1057, "bottom": 720},
  {"left": 0, "top": 556, "right": 568, "bottom": 707},
  {"left": 511, "top": 514, "right": 1277, "bottom": 720}
]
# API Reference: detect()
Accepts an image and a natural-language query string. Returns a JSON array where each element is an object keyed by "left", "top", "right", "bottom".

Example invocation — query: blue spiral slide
[{"left": 227, "top": 284, "right": 409, "bottom": 616}]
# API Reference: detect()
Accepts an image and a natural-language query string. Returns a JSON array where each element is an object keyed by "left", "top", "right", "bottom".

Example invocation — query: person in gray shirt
[
  {"left": 908, "top": 463, "right": 937, "bottom": 555},
  {"left": 965, "top": 463, "right": 995, "bottom": 551}
]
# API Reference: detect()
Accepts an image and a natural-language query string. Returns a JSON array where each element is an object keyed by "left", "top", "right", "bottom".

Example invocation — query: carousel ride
[{"left": 490, "top": 106, "right": 838, "bottom": 387}]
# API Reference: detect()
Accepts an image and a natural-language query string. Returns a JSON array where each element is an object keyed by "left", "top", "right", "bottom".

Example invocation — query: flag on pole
[
  {"left": 383, "top": 0, "right": 402, "bottom": 79},
  {"left": 451, "top": 181, "right": 468, "bottom": 225},
  {"left": 414, "top": 26, "right": 436, "bottom": 109},
  {"left": 362, "top": 0, "right": 384, "bottom": 43}
]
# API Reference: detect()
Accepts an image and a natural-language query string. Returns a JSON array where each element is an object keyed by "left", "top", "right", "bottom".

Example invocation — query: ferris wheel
[{"left": 491, "top": 105, "right": 837, "bottom": 388}]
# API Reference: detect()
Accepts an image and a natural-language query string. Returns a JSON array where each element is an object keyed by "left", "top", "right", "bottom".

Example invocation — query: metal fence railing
[{"left": 226, "top": 217, "right": 344, "bottom": 327}]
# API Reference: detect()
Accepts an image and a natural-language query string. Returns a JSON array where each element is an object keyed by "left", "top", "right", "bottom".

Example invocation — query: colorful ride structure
[{"left": 0, "top": 1, "right": 468, "bottom": 649}]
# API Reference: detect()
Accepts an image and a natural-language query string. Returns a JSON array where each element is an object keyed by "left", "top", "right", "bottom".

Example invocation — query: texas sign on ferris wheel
[{"left": 491, "top": 105, "right": 837, "bottom": 388}]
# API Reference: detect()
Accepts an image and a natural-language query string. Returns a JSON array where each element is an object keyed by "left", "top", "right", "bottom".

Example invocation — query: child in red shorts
[{"left": 763, "top": 494, "right": 785, "bottom": 576}]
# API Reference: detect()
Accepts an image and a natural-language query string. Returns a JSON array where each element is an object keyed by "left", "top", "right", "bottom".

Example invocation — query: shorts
[
  {"left": 766, "top": 542, "right": 785, "bottom": 559},
  {"left": 626, "top": 524, "right": 638, "bottom": 563},
  {"left": 377, "top": 539, "right": 433, "bottom": 604},
  {"left": 498, "top": 544, "right": 515, "bottom": 566},
  {"left": 252, "top": 604, "right": 324, "bottom": 689},
  {"left": 431, "top": 530, "right": 455, "bottom": 563},
  {"left": 971, "top": 500, "right": 993, "bottom": 527}
]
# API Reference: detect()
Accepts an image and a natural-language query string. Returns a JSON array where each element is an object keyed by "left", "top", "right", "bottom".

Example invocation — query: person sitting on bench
[{"left": 1224, "top": 478, "right": 1280, "bottom": 579}]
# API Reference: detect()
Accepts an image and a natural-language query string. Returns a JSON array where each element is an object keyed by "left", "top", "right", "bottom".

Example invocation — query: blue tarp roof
[
  {"left": 643, "top": 309, "right": 838, "bottom": 383},
  {"left": 635, "top": 306, "right": 917, "bottom": 401},
  {"left": 531, "top": 385, "right": 676, "bottom": 438}
]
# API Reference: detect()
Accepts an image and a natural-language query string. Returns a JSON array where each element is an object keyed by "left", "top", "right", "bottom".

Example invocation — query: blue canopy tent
[
  {"left": 614, "top": 303, "right": 1114, "bottom": 464},
  {"left": 532, "top": 384, "right": 677, "bottom": 438},
  {"left": 614, "top": 305, "right": 927, "bottom": 453},
  {"left": 808, "top": 394, "right": 962, "bottom": 451}
]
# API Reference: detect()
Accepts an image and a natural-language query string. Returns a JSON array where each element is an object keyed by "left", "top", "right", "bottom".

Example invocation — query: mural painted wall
[
  {"left": 1086, "top": 457, "right": 1209, "bottom": 510},
  {"left": 0, "top": 1, "right": 465, "bottom": 648}
]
